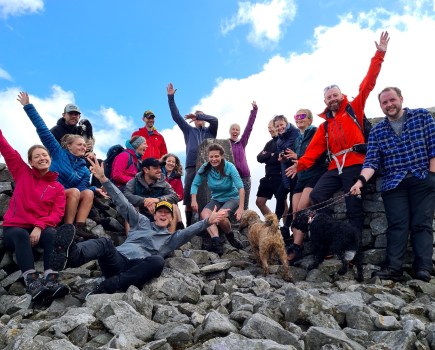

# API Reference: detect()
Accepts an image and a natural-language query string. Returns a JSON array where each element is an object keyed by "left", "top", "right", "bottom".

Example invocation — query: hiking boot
[
  {"left": 44, "top": 273, "right": 70, "bottom": 300},
  {"left": 75, "top": 223, "right": 98, "bottom": 241},
  {"left": 226, "top": 232, "right": 243, "bottom": 250},
  {"left": 50, "top": 224, "right": 76, "bottom": 271},
  {"left": 415, "top": 270, "right": 431, "bottom": 282},
  {"left": 372, "top": 267, "right": 403, "bottom": 281},
  {"left": 209, "top": 237, "right": 223, "bottom": 256},
  {"left": 287, "top": 243, "right": 303, "bottom": 265},
  {"left": 25, "top": 272, "right": 51, "bottom": 303}
]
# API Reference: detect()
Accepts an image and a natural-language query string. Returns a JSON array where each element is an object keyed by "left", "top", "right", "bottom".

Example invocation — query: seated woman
[
  {"left": 111, "top": 136, "right": 147, "bottom": 191},
  {"left": 285, "top": 109, "right": 327, "bottom": 263},
  {"left": 17, "top": 92, "right": 104, "bottom": 240},
  {"left": 0, "top": 129, "right": 70, "bottom": 303},
  {"left": 161, "top": 153, "right": 185, "bottom": 229},
  {"left": 191, "top": 143, "right": 244, "bottom": 255},
  {"left": 229, "top": 101, "right": 258, "bottom": 209}
]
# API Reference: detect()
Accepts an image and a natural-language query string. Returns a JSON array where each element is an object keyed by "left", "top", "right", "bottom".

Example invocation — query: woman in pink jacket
[
  {"left": 111, "top": 136, "right": 147, "bottom": 191},
  {"left": 0, "top": 130, "right": 70, "bottom": 304}
]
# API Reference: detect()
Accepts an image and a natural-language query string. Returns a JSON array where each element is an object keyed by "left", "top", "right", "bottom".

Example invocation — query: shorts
[
  {"left": 183, "top": 166, "right": 197, "bottom": 206},
  {"left": 256, "top": 176, "right": 282, "bottom": 199},
  {"left": 294, "top": 173, "right": 323, "bottom": 194},
  {"left": 204, "top": 199, "right": 239, "bottom": 217}
]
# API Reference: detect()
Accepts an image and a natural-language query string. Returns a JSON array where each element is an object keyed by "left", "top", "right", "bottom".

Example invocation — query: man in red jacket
[
  {"left": 132, "top": 110, "right": 168, "bottom": 160},
  {"left": 286, "top": 31, "right": 390, "bottom": 233}
]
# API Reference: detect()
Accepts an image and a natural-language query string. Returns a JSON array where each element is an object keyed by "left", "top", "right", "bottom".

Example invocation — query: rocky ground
[{"left": 1, "top": 225, "right": 435, "bottom": 350}]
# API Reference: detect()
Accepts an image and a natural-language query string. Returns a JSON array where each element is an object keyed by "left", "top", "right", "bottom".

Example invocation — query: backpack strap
[{"left": 345, "top": 104, "right": 364, "bottom": 135}]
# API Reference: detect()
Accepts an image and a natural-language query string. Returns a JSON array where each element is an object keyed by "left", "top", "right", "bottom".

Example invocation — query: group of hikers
[{"left": 1, "top": 30, "right": 435, "bottom": 305}]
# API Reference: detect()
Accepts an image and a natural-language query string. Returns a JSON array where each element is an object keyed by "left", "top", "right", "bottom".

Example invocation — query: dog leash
[{"left": 283, "top": 190, "right": 352, "bottom": 218}]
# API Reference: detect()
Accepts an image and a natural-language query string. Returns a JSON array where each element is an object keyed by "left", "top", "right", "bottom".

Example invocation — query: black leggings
[{"left": 3, "top": 226, "right": 56, "bottom": 273}]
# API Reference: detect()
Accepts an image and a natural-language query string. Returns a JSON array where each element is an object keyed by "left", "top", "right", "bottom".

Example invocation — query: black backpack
[{"left": 104, "top": 145, "right": 134, "bottom": 179}]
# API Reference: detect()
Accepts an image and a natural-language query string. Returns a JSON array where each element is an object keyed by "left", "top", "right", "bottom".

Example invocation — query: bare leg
[
  {"left": 75, "top": 190, "right": 94, "bottom": 223},
  {"left": 64, "top": 188, "right": 80, "bottom": 224},
  {"left": 202, "top": 208, "right": 219, "bottom": 237},
  {"left": 256, "top": 197, "right": 271, "bottom": 216}
]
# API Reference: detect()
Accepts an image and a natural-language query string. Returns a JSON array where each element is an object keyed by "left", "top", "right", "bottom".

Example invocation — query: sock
[{"left": 185, "top": 211, "right": 193, "bottom": 227}]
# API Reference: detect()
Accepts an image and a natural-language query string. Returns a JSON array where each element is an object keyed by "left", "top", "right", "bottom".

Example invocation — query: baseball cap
[
  {"left": 141, "top": 157, "right": 166, "bottom": 168},
  {"left": 143, "top": 110, "right": 155, "bottom": 119},
  {"left": 64, "top": 104, "right": 81, "bottom": 114},
  {"left": 155, "top": 200, "right": 173, "bottom": 214}
]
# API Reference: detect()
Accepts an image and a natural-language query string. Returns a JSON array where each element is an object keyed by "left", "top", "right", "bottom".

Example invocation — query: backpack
[{"left": 104, "top": 145, "right": 134, "bottom": 179}]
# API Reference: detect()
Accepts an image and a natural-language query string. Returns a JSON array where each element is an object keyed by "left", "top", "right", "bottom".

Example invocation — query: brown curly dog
[{"left": 239, "top": 210, "right": 292, "bottom": 282}]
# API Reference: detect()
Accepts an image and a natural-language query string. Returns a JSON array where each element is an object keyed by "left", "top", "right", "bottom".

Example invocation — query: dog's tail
[{"left": 264, "top": 213, "right": 279, "bottom": 231}]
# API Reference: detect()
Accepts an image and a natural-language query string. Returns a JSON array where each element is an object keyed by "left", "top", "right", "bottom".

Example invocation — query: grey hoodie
[{"left": 102, "top": 179, "right": 209, "bottom": 260}]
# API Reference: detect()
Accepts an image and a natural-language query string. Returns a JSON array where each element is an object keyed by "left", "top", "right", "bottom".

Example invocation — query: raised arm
[
  {"left": 239, "top": 101, "right": 258, "bottom": 147},
  {"left": 88, "top": 157, "right": 142, "bottom": 228},
  {"left": 17, "top": 92, "right": 62, "bottom": 157},
  {"left": 167, "top": 83, "right": 191, "bottom": 134},
  {"left": 0, "top": 130, "right": 28, "bottom": 182}
]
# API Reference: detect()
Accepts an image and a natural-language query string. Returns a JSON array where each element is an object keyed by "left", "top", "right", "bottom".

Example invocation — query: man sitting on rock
[{"left": 49, "top": 156, "right": 229, "bottom": 295}]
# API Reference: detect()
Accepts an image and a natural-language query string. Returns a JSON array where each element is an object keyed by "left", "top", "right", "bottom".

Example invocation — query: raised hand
[
  {"left": 87, "top": 155, "right": 107, "bottom": 182},
  {"left": 167, "top": 83, "right": 177, "bottom": 96},
  {"left": 375, "top": 31, "right": 390, "bottom": 52},
  {"left": 209, "top": 206, "right": 230, "bottom": 225},
  {"left": 252, "top": 101, "right": 258, "bottom": 110},
  {"left": 17, "top": 91, "right": 30, "bottom": 106}
]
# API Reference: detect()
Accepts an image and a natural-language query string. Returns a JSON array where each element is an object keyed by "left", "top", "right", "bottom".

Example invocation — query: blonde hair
[{"left": 60, "top": 134, "right": 85, "bottom": 150}]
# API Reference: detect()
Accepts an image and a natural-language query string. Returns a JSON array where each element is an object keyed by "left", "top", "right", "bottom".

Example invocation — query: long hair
[
  {"left": 161, "top": 153, "right": 183, "bottom": 177},
  {"left": 27, "top": 145, "right": 50, "bottom": 162},
  {"left": 199, "top": 143, "right": 226, "bottom": 177}
]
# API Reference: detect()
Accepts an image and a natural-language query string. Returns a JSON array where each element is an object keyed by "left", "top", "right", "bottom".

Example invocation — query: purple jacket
[{"left": 230, "top": 107, "right": 257, "bottom": 178}]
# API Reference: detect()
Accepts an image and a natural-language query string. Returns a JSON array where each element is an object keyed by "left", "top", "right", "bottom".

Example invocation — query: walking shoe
[
  {"left": 209, "top": 237, "right": 224, "bottom": 256},
  {"left": 44, "top": 273, "right": 70, "bottom": 300},
  {"left": 415, "top": 270, "right": 431, "bottom": 282},
  {"left": 226, "top": 232, "right": 243, "bottom": 250},
  {"left": 25, "top": 272, "right": 51, "bottom": 304},
  {"left": 287, "top": 243, "right": 303, "bottom": 265},
  {"left": 75, "top": 222, "right": 98, "bottom": 240},
  {"left": 372, "top": 267, "right": 403, "bottom": 281},
  {"left": 50, "top": 224, "right": 76, "bottom": 271}
]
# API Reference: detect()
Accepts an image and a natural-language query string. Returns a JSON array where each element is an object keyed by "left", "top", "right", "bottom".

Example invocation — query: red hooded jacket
[
  {"left": 297, "top": 50, "right": 386, "bottom": 172},
  {"left": 131, "top": 128, "right": 168, "bottom": 160},
  {"left": 0, "top": 131, "right": 65, "bottom": 229}
]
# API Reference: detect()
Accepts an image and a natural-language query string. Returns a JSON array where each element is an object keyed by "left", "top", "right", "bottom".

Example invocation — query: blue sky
[{"left": 1, "top": 0, "right": 435, "bottom": 210}]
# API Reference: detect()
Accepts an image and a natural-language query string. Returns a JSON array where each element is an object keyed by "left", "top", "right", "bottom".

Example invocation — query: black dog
[{"left": 292, "top": 210, "right": 364, "bottom": 282}]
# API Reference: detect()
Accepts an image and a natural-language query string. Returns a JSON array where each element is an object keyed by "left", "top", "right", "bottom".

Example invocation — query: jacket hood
[{"left": 318, "top": 94, "right": 349, "bottom": 120}]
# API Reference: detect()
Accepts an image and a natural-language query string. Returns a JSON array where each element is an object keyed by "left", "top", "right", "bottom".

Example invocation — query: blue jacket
[
  {"left": 23, "top": 104, "right": 95, "bottom": 192},
  {"left": 276, "top": 123, "right": 299, "bottom": 188},
  {"left": 168, "top": 95, "right": 218, "bottom": 168},
  {"left": 191, "top": 160, "right": 243, "bottom": 203}
]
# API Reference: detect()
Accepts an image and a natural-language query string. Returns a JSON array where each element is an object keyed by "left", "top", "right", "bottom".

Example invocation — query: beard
[{"left": 328, "top": 100, "right": 341, "bottom": 112}]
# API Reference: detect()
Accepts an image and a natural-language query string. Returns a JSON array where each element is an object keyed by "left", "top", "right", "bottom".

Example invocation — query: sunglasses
[{"left": 294, "top": 113, "right": 308, "bottom": 120}]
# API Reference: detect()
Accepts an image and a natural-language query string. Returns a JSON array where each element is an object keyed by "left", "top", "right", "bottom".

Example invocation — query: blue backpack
[{"left": 104, "top": 145, "right": 134, "bottom": 179}]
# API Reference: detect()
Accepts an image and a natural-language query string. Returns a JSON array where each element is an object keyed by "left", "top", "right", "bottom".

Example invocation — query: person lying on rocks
[
  {"left": 0, "top": 129, "right": 69, "bottom": 304},
  {"left": 49, "top": 156, "right": 229, "bottom": 296}
]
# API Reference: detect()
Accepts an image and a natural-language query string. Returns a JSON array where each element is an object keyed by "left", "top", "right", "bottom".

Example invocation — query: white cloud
[
  {"left": 0, "top": 67, "right": 12, "bottom": 81},
  {"left": 192, "top": 6, "right": 435, "bottom": 211},
  {"left": 0, "top": 0, "right": 44, "bottom": 18},
  {"left": 222, "top": 0, "right": 297, "bottom": 47}
]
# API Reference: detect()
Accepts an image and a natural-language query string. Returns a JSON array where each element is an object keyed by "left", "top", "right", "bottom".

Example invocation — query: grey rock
[
  {"left": 43, "top": 339, "right": 80, "bottom": 349},
  {"left": 363, "top": 249, "right": 387, "bottom": 265},
  {"left": 96, "top": 301, "right": 159, "bottom": 345},
  {"left": 200, "top": 260, "right": 232, "bottom": 273},
  {"left": 0, "top": 182, "right": 12, "bottom": 194},
  {"left": 85, "top": 291, "right": 124, "bottom": 311},
  {"left": 370, "top": 330, "right": 417, "bottom": 350},
  {"left": 50, "top": 307, "right": 96, "bottom": 334},
  {"left": 154, "top": 322, "right": 194, "bottom": 346},
  {"left": 194, "top": 310, "right": 238, "bottom": 342},
  {"left": 189, "top": 333, "right": 295, "bottom": 350},
  {"left": 304, "top": 326, "right": 366, "bottom": 350},
  {"left": 373, "top": 315, "right": 401, "bottom": 330},
  {"left": 343, "top": 327, "right": 369, "bottom": 344},
  {"left": 0, "top": 294, "right": 30, "bottom": 314},
  {"left": 166, "top": 256, "right": 200, "bottom": 274},
  {"left": 182, "top": 250, "right": 210, "bottom": 265},
  {"left": 369, "top": 216, "right": 388, "bottom": 235},
  {"left": 240, "top": 313, "right": 302, "bottom": 349},
  {"left": 0, "top": 270, "right": 21, "bottom": 288},
  {"left": 123, "top": 285, "right": 153, "bottom": 319},
  {"left": 153, "top": 304, "right": 182, "bottom": 324}
]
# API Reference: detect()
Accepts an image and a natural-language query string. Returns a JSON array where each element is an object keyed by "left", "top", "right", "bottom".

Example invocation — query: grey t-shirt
[{"left": 388, "top": 110, "right": 407, "bottom": 137}]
